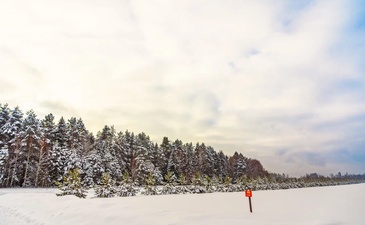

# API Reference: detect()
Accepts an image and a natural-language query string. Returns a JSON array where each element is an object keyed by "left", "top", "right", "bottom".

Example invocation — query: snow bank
[{"left": 0, "top": 183, "right": 364, "bottom": 225}]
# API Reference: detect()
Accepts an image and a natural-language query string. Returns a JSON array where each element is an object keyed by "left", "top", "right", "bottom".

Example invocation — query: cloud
[{"left": 0, "top": 0, "right": 364, "bottom": 176}]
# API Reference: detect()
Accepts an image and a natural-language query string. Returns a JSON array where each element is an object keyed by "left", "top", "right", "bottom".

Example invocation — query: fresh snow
[{"left": 0, "top": 183, "right": 364, "bottom": 225}]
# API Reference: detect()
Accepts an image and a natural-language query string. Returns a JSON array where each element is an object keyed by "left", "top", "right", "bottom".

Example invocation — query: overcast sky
[{"left": 1, "top": 0, "right": 365, "bottom": 176}]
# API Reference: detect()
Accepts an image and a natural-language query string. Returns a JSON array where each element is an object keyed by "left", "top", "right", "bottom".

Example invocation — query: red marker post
[{"left": 245, "top": 189, "right": 253, "bottom": 213}]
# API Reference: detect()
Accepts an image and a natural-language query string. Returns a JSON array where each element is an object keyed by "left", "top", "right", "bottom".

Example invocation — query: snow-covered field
[{"left": 0, "top": 183, "right": 364, "bottom": 225}]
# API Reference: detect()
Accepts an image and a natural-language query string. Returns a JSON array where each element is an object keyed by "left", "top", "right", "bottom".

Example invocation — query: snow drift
[{"left": 0, "top": 183, "right": 364, "bottom": 225}]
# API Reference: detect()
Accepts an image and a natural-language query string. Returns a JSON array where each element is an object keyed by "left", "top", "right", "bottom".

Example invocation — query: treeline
[
  {"left": 0, "top": 103, "right": 268, "bottom": 188},
  {"left": 59, "top": 169, "right": 365, "bottom": 198}
]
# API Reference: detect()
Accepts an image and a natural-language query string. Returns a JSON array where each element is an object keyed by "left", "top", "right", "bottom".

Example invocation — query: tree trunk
[
  {"left": 23, "top": 137, "right": 33, "bottom": 187},
  {"left": 9, "top": 138, "right": 21, "bottom": 187},
  {"left": 35, "top": 138, "right": 46, "bottom": 187}
]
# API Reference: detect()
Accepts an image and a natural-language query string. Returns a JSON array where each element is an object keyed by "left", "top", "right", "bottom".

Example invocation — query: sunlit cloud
[{"left": 1, "top": 0, "right": 364, "bottom": 176}]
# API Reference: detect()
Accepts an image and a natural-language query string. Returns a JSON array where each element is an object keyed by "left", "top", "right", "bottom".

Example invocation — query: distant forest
[{"left": 0, "top": 103, "right": 364, "bottom": 188}]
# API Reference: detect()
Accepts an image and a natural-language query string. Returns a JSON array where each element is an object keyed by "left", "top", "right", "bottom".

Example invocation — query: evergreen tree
[
  {"left": 182, "top": 142, "right": 196, "bottom": 184},
  {"left": 21, "top": 110, "right": 42, "bottom": 187},
  {"left": 161, "top": 170, "right": 177, "bottom": 195},
  {"left": 166, "top": 144, "right": 180, "bottom": 179},
  {"left": 0, "top": 104, "right": 11, "bottom": 148},
  {"left": 54, "top": 117, "right": 68, "bottom": 148},
  {"left": 141, "top": 172, "right": 158, "bottom": 195},
  {"left": 190, "top": 172, "right": 206, "bottom": 194},
  {"left": 50, "top": 142, "right": 80, "bottom": 183},
  {"left": 95, "top": 172, "right": 117, "bottom": 198},
  {"left": 0, "top": 145, "right": 8, "bottom": 186},
  {"left": 56, "top": 169, "right": 87, "bottom": 198},
  {"left": 118, "top": 172, "right": 137, "bottom": 197},
  {"left": 195, "top": 143, "right": 215, "bottom": 177},
  {"left": 0, "top": 104, "right": 10, "bottom": 185},
  {"left": 82, "top": 153, "right": 103, "bottom": 187},
  {"left": 228, "top": 152, "right": 246, "bottom": 182},
  {"left": 94, "top": 126, "right": 121, "bottom": 180},
  {"left": 159, "top": 137, "right": 171, "bottom": 177},
  {"left": 36, "top": 114, "right": 56, "bottom": 187},
  {"left": 5, "top": 106, "right": 24, "bottom": 187},
  {"left": 217, "top": 151, "right": 228, "bottom": 179}
]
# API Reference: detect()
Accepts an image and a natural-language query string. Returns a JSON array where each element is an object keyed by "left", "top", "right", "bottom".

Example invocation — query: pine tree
[
  {"left": 176, "top": 174, "right": 190, "bottom": 194},
  {"left": 50, "top": 142, "right": 80, "bottom": 184},
  {"left": 204, "top": 175, "right": 214, "bottom": 193},
  {"left": 56, "top": 169, "right": 87, "bottom": 198},
  {"left": 82, "top": 153, "right": 103, "bottom": 187},
  {"left": 161, "top": 170, "right": 177, "bottom": 195},
  {"left": 190, "top": 172, "right": 206, "bottom": 194},
  {"left": 35, "top": 114, "right": 56, "bottom": 187},
  {"left": 0, "top": 104, "right": 11, "bottom": 148},
  {"left": 118, "top": 172, "right": 137, "bottom": 197},
  {"left": 95, "top": 172, "right": 117, "bottom": 198},
  {"left": 54, "top": 117, "right": 68, "bottom": 148},
  {"left": 21, "top": 110, "right": 42, "bottom": 187},
  {"left": 141, "top": 172, "right": 158, "bottom": 195},
  {"left": 182, "top": 142, "right": 196, "bottom": 184},
  {"left": 5, "top": 106, "right": 24, "bottom": 187},
  {"left": 159, "top": 137, "right": 171, "bottom": 177},
  {"left": 0, "top": 145, "right": 8, "bottom": 186},
  {"left": 217, "top": 151, "right": 228, "bottom": 179},
  {"left": 95, "top": 126, "right": 121, "bottom": 180}
]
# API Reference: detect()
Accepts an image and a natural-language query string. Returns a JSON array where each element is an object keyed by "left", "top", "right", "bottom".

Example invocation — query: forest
[
  {"left": 1, "top": 103, "right": 364, "bottom": 192},
  {"left": 0, "top": 103, "right": 269, "bottom": 188}
]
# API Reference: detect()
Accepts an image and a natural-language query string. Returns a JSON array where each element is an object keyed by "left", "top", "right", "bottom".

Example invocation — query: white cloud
[{"left": 1, "top": 0, "right": 364, "bottom": 176}]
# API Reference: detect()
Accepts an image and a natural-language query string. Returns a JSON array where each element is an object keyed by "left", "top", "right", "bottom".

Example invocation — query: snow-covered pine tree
[
  {"left": 82, "top": 153, "right": 104, "bottom": 187},
  {"left": 57, "top": 169, "right": 87, "bottom": 198},
  {"left": 237, "top": 175, "right": 248, "bottom": 191},
  {"left": 223, "top": 176, "right": 235, "bottom": 192},
  {"left": 95, "top": 126, "right": 121, "bottom": 180},
  {"left": 176, "top": 174, "right": 190, "bottom": 194},
  {"left": 161, "top": 170, "right": 177, "bottom": 195},
  {"left": 95, "top": 172, "right": 117, "bottom": 198},
  {"left": 21, "top": 110, "right": 42, "bottom": 187},
  {"left": 0, "top": 145, "right": 7, "bottom": 186},
  {"left": 166, "top": 146, "right": 180, "bottom": 181},
  {"left": 189, "top": 172, "right": 206, "bottom": 194},
  {"left": 54, "top": 117, "right": 68, "bottom": 148},
  {"left": 217, "top": 151, "right": 229, "bottom": 179},
  {"left": 36, "top": 113, "right": 56, "bottom": 187},
  {"left": 0, "top": 104, "right": 10, "bottom": 148},
  {"left": 159, "top": 137, "right": 172, "bottom": 178},
  {"left": 141, "top": 172, "right": 158, "bottom": 195},
  {"left": 112, "top": 131, "right": 127, "bottom": 180},
  {"left": 181, "top": 142, "right": 196, "bottom": 184},
  {"left": 204, "top": 175, "right": 215, "bottom": 193},
  {"left": 50, "top": 141, "right": 82, "bottom": 184},
  {"left": 0, "top": 104, "right": 10, "bottom": 186},
  {"left": 118, "top": 172, "right": 137, "bottom": 197},
  {"left": 5, "top": 106, "right": 24, "bottom": 187}
]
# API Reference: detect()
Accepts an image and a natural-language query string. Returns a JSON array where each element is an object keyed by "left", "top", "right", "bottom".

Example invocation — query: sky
[{"left": 1, "top": 0, "right": 365, "bottom": 177}]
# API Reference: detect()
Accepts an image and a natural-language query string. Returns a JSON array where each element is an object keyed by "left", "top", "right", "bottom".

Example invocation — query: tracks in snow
[{"left": 0, "top": 205, "right": 44, "bottom": 225}]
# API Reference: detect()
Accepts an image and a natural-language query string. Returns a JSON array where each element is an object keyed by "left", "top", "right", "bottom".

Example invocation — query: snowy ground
[{"left": 0, "top": 183, "right": 364, "bottom": 225}]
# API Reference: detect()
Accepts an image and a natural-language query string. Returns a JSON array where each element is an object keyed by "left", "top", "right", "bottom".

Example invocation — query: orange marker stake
[{"left": 245, "top": 189, "right": 253, "bottom": 213}]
